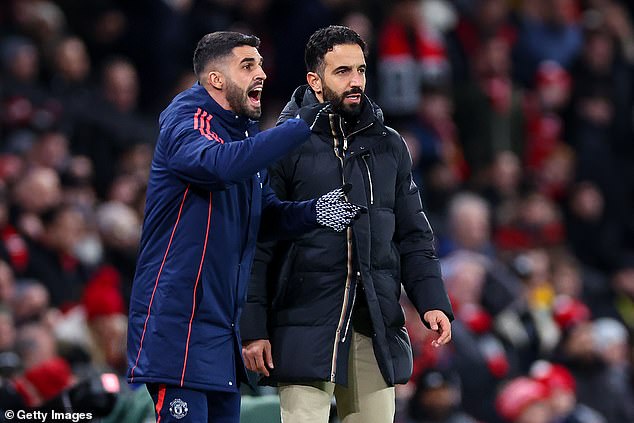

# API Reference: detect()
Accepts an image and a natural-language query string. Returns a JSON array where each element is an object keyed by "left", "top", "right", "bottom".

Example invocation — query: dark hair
[
  {"left": 193, "top": 31, "right": 260, "bottom": 77},
  {"left": 304, "top": 25, "right": 366, "bottom": 75}
]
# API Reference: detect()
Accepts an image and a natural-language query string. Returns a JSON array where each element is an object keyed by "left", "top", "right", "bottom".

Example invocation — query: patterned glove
[{"left": 316, "top": 184, "right": 366, "bottom": 232}]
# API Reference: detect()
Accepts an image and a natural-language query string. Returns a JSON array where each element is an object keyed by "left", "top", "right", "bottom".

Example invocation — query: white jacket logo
[{"left": 170, "top": 398, "right": 188, "bottom": 419}]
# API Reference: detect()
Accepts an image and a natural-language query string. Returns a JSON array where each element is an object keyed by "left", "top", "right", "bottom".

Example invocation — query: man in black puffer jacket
[{"left": 241, "top": 26, "right": 454, "bottom": 423}]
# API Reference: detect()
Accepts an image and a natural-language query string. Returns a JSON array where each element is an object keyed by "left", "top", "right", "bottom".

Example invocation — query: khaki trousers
[{"left": 278, "top": 331, "right": 395, "bottom": 423}]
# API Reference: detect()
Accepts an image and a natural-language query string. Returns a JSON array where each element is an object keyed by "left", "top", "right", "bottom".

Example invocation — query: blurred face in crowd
[
  {"left": 417, "top": 384, "right": 459, "bottom": 420},
  {"left": 0, "top": 260, "right": 15, "bottom": 304},
  {"left": 476, "top": 37, "right": 511, "bottom": 78},
  {"left": 613, "top": 267, "right": 634, "bottom": 299},
  {"left": 15, "top": 323, "right": 57, "bottom": 369},
  {"left": 54, "top": 37, "right": 90, "bottom": 82},
  {"left": 309, "top": 43, "right": 366, "bottom": 119},
  {"left": 552, "top": 261, "right": 582, "bottom": 298},
  {"left": 563, "top": 322, "right": 596, "bottom": 363},
  {"left": 490, "top": 151, "right": 521, "bottom": 195},
  {"left": 13, "top": 167, "right": 62, "bottom": 214},
  {"left": 29, "top": 131, "right": 69, "bottom": 170},
  {"left": 0, "top": 310, "right": 16, "bottom": 351},
  {"left": 570, "top": 182, "right": 604, "bottom": 221},
  {"left": 214, "top": 45, "right": 266, "bottom": 120},
  {"left": 418, "top": 91, "right": 453, "bottom": 124},
  {"left": 103, "top": 61, "right": 139, "bottom": 113},
  {"left": 7, "top": 42, "right": 39, "bottom": 82},
  {"left": 549, "top": 388, "right": 576, "bottom": 419},
  {"left": 90, "top": 314, "right": 127, "bottom": 372},
  {"left": 584, "top": 31, "right": 614, "bottom": 73},
  {"left": 12, "top": 283, "right": 49, "bottom": 325},
  {"left": 446, "top": 258, "right": 486, "bottom": 305},
  {"left": 516, "top": 400, "right": 553, "bottom": 423},
  {"left": 45, "top": 207, "right": 86, "bottom": 255},
  {"left": 477, "top": 0, "right": 509, "bottom": 28},
  {"left": 450, "top": 197, "right": 490, "bottom": 250}
]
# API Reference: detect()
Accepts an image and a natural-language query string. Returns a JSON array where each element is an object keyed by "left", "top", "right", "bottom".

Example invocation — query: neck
[{"left": 203, "top": 83, "right": 233, "bottom": 112}]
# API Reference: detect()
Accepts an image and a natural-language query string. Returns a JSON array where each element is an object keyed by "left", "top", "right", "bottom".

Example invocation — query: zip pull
[
  {"left": 341, "top": 272, "right": 362, "bottom": 343},
  {"left": 361, "top": 154, "right": 374, "bottom": 205}
]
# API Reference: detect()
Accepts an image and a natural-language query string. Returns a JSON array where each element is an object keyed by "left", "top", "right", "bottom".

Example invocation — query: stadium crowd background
[{"left": 0, "top": 0, "right": 633, "bottom": 422}]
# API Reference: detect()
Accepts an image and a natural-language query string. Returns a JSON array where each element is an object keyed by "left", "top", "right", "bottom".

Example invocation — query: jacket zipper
[
  {"left": 328, "top": 114, "right": 354, "bottom": 383},
  {"left": 361, "top": 154, "right": 374, "bottom": 205},
  {"left": 341, "top": 271, "right": 361, "bottom": 343}
]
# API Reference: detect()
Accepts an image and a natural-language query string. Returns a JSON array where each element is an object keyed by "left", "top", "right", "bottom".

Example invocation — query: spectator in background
[
  {"left": 513, "top": 0, "right": 583, "bottom": 86},
  {"left": 478, "top": 150, "right": 523, "bottom": 230},
  {"left": 568, "top": 23, "right": 634, "bottom": 245},
  {"left": 441, "top": 252, "right": 510, "bottom": 422},
  {"left": 406, "top": 80, "right": 467, "bottom": 217},
  {"left": 447, "top": 0, "right": 517, "bottom": 83},
  {"left": 10, "top": 281, "right": 50, "bottom": 327},
  {"left": 592, "top": 317, "right": 634, "bottom": 421},
  {"left": 453, "top": 35, "right": 524, "bottom": 181},
  {"left": 82, "top": 266, "right": 127, "bottom": 374},
  {"left": 406, "top": 367, "right": 476, "bottom": 423},
  {"left": 23, "top": 204, "right": 90, "bottom": 309},
  {"left": 530, "top": 360, "right": 606, "bottom": 423},
  {"left": 0, "top": 306, "right": 16, "bottom": 353},
  {"left": 95, "top": 201, "right": 140, "bottom": 305},
  {"left": 72, "top": 57, "right": 155, "bottom": 198},
  {"left": 550, "top": 298, "right": 629, "bottom": 423},
  {"left": 10, "top": 166, "right": 62, "bottom": 240},
  {"left": 48, "top": 36, "right": 96, "bottom": 136},
  {"left": 494, "top": 192, "right": 565, "bottom": 253},
  {"left": 495, "top": 377, "right": 552, "bottom": 423},
  {"left": 14, "top": 322, "right": 58, "bottom": 370},
  {"left": 523, "top": 61, "right": 574, "bottom": 201},
  {"left": 377, "top": 0, "right": 449, "bottom": 121},
  {"left": 564, "top": 181, "right": 624, "bottom": 272},
  {"left": 0, "top": 36, "right": 60, "bottom": 140},
  {"left": 0, "top": 260, "right": 15, "bottom": 304},
  {"left": 0, "top": 190, "right": 29, "bottom": 275}
]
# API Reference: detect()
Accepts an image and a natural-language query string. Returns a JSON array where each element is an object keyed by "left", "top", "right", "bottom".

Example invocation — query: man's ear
[
  {"left": 208, "top": 71, "right": 224, "bottom": 90},
  {"left": 307, "top": 72, "right": 322, "bottom": 95}
]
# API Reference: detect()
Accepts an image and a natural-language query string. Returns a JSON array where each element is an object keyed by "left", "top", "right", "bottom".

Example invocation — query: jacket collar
[
  {"left": 192, "top": 82, "right": 255, "bottom": 137},
  {"left": 278, "top": 85, "right": 384, "bottom": 136}
]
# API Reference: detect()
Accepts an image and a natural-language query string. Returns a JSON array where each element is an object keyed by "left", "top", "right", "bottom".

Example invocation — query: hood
[{"left": 277, "top": 85, "right": 384, "bottom": 127}]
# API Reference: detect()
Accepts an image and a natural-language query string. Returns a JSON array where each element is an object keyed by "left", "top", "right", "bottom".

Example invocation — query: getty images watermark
[{"left": 4, "top": 410, "right": 93, "bottom": 422}]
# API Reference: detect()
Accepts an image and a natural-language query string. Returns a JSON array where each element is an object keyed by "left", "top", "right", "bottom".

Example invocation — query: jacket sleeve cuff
[{"left": 240, "top": 302, "right": 269, "bottom": 341}]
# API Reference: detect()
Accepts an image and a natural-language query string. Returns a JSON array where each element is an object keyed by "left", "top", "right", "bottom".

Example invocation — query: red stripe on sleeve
[
  {"left": 193, "top": 108, "right": 201, "bottom": 130},
  {"left": 198, "top": 111, "right": 212, "bottom": 140}
]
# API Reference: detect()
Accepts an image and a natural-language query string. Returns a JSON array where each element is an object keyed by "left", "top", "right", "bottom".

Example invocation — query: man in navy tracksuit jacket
[{"left": 126, "top": 32, "right": 362, "bottom": 423}]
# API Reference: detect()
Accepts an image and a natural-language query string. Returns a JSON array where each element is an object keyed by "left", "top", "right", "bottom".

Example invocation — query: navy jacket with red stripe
[{"left": 126, "top": 83, "right": 316, "bottom": 392}]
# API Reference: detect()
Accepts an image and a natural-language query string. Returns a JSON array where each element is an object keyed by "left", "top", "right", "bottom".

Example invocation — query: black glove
[
  {"left": 296, "top": 102, "right": 333, "bottom": 130},
  {"left": 316, "top": 184, "right": 366, "bottom": 232}
]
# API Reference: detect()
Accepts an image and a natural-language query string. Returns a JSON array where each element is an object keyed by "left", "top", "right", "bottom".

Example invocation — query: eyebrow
[
  {"left": 333, "top": 64, "right": 365, "bottom": 72},
  {"left": 240, "top": 57, "right": 263, "bottom": 65}
]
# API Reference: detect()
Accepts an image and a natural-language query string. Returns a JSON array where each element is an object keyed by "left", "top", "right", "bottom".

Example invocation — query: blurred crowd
[{"left": 0, "top": 0, "right": 633, "bottom": 422}]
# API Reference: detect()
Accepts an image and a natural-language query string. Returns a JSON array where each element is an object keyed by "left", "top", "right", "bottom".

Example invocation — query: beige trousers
[{"left": 278, "top": 331, "right": 395, "bottom": 423}]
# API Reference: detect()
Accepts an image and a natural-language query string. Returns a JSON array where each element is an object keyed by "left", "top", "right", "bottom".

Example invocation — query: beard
[
  {"left": 225, "top": 77, "right": 261, "bottom": 120},
  {"left": 322, "top": 85, "right": 364, "bottom": 120}
]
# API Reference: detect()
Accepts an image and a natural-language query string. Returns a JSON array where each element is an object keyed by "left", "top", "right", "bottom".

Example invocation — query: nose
[
  {"left": 350, "top": 70, "right": 363, "bottom": 88},
  {"left": 256, "top": 66, "right": 267, "bottom": 82}
]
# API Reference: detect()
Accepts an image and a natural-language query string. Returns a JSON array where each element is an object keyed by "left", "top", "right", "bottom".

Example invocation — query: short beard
[
  {"left": 225, "top": 77, "right": 261, "bottom": 120},
  {"left": 322, "top": 84, "right": 363, "bottom": 120}
]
